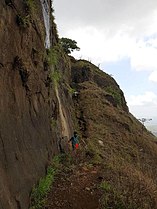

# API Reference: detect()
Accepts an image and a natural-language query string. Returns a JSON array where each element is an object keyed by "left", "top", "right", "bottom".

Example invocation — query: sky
[{"left": 53, "top": 0, "right": 157, "bottom": 125}]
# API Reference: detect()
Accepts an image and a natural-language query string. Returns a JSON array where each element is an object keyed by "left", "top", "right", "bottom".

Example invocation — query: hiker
[
  {"left": 69, "top": 131, "right": 79, "bottom": 151},
  {"left": 72, "top": 91, "right": 79, "bottom": 101},
  {"left": 73, "top": 91, "right": 79, "bottom": 97}
]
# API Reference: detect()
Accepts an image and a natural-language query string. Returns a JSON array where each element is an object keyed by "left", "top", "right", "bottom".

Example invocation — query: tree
[{"left": 59, "top": 37, "right": 80, "bottom": 54}]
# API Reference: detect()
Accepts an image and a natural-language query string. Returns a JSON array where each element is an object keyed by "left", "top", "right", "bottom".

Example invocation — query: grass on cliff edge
[{"left": 29, "top": 155, "right": 64, "bottom": 209}]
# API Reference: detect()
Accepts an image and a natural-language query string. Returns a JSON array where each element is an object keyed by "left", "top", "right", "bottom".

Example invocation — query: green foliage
[
  {"left": 47, "top": 48, "right": 57, "bottom": 67},
  {"left": 16, "top": 14, "right": 30, "bottom": 28},
  {"left": 106, "top": 86, "right": 122, "bottom": 106},
  {"left": 100, "top": 181, "right": 111, "bottom": 192},
  {"left": 100, "top": 180, "right": 139, "bottom": 209},
  {"left": 66, "top": 84, "right": 76, "bottom": 95},
  {"left": 46, "top": 46, "right": 62, "bottom": 86},
  {"left": 59, "top": 37, "right": 80, "bottom": 54},
  {"left": 50, "top": 70, "right": 61, "bottom": 87},
  {"left": 16, "top": 0, "right": 35, "bottom": 28},
  {"left": 30, "top": 156, "right": 62, "bottom": 209},
  {"left": 46, "top": 45, "right": 61, "bottom": 68},
  {"left": 24, "top": 0, "right": 35, "bottom": 13},
  {"left": 50, "top": 118, "right": 57, "bottom": 128},
  {"left": 30, "top": 167, "right": 55, "bottom": 209},
  {"left": 46, "top": 44, "right": 71, "bottom": 87}
]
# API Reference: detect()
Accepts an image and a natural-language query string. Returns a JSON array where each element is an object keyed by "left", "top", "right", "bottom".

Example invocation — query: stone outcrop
[{"left": 0, "top": 1, "right": 72, "bottom": 208}]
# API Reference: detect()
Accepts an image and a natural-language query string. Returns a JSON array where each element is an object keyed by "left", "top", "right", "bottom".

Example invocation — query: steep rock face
[{"left": 0, "top": 1, "right": 72, "bottom": 208}]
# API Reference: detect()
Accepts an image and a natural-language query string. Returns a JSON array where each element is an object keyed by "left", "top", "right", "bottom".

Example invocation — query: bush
[{"left": 59, "top": 37, "right": 80, "bottom": 54}]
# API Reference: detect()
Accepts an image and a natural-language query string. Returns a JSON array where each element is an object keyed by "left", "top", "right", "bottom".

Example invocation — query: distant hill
[{"left": 146, "top": 125, "right": 157, "bottom": 136}]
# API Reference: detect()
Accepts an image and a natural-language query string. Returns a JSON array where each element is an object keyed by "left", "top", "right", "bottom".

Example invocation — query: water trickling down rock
[{"left": 40, "top": 0, "right": 51, "bottom": 48}]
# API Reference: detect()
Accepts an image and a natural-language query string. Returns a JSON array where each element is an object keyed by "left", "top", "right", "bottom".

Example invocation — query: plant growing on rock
[
  {"left": 59, "top": 37, "right": 80, "bottom": 54},
  {"left": 16, "top": 14, "right": 30, "bottom": 28},
  {"left": 106, "top": 86, "right": 122, "bottom": 107},
  {"left": 29, "top": 155, "right": 62, "bottom": 209},
  {"left": 24, "top": 0, "right": 35, "bottom": 13}
]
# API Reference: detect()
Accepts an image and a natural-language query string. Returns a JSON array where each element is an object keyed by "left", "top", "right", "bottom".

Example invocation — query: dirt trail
[{"left": 45, "top": 163, "right": 103, "bottom": 209}]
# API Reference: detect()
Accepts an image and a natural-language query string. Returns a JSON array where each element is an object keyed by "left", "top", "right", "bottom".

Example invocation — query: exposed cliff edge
[{"left": 1, "top": 1, "right": 157, "bottom": 209}]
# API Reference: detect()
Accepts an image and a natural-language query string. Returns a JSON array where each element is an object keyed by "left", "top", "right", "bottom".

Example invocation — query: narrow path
[{"left": 45, "top": 163, "right": 103, "bottom": 209}]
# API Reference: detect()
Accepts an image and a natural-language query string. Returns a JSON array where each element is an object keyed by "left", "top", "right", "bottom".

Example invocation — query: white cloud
[
  {"left": 130, "top": 42, "right": 157, "bottom": 72},
  {"left": 67, "top": 26, "right": 135, "bottom": 64},
  {"left": 127, "top": 91, "right": 157, "bottom": 118},
  {"left": 128, "top": 91, "right": 157, "bottom": 106},
  {"left": 53, "top": 1, "right": 157, "bottom": 118},
  {"left": 66, "top": 26, "right": 157, "bottom": 74},
  {"left": 149, "top": 71, "right": 157, "bottom": 82},
  {"left": 54, "top": 0, "right": 157, "bottom": 35},
  {"left": 54, "top": 0, "right": 157, "bottom": 76}
]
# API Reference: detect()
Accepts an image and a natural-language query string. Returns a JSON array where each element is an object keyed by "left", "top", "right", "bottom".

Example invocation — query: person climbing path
[{"left": 69, "top": 131, "right": 79, "bottom": 151}]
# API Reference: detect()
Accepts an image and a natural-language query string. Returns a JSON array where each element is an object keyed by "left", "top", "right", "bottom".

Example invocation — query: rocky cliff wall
[{"left": 0, "top": 1, "right": 73, "bottom": 208}]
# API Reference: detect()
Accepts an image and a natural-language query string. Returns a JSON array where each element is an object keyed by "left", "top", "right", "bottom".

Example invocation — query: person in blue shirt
[{"left": 69, "top": 131, "right": 79, "bottom": 151}]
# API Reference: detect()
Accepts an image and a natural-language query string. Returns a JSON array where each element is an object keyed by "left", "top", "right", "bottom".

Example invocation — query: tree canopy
[{"left": 59, "top": 37, "right": 80, "bottom": 54}]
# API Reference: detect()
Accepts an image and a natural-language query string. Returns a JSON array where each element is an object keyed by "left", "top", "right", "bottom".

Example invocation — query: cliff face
[
  {"left": 1, "top": 1, "right": 157, "bottom": 209},
  {"left": 0, "top": 1, "right": 73, "bottom": 208}
]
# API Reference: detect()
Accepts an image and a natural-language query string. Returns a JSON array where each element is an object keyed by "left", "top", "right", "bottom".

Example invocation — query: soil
[{"left": 45, "top": 162, "right": 103, "bottom": 209}]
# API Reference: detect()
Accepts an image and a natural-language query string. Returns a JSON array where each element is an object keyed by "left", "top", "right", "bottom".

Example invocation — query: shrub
[{"left": 59, "top": 37, "right": 80, "bottom": 54}]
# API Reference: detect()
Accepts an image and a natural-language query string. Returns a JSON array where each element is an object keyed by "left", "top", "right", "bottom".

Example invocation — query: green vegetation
[
  {"left": 16, "top": 0, "right": 35, "bottom": 28},
  {"left": 47, "top": 47, "right": 59, "bottom": 68},
  {"left": 86, "top": 139, "right": 103, "bottom": 165},
  {"left": 100, "top": 180, "right": 137, "bottom": 209},
  {"left": 50, "top": 70, "right": 61, "bottom": 87},
  {"left": 66, "top": 84, "right": 76, "bottom": 95},
  {"left": 46, "top": 45, "right": 62, "bottom": 86},
  {"left": 60, "top": 37, "right": 80, "bottom": 54},
  {"left": 29, "top": 155, "right": 62, "bottom": 209},
  {"left": 24, "top": 0, "right": 36, "bottom": 13},
  {"left": 100, "top": 181, "right": 111, "bottom": 192},
  {"left": 16, "top": 14, "right": 30, "bottom": 28},
  {"left": 50, "top": 118, "right": 57, "bottom": 128},
  {"left": 46, "top": 43, "right": 71, "bottom": 86},
  {"left": 106, "top": 86, "right": 122, "bottom": 106}
]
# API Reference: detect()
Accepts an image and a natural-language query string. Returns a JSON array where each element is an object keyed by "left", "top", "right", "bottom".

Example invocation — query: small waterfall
[{"left": 40, "top": 0, "right": 51, "bottom": 48}]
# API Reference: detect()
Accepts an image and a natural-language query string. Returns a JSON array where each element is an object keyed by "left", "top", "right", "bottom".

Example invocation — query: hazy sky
[{"left": 53, "top": 0, "right": 157, "bottom": 124}]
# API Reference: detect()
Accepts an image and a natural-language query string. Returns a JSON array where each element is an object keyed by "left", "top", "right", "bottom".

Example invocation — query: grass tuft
[{"left": 29, "top": 155, "right": 62, "bottom": 209}]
